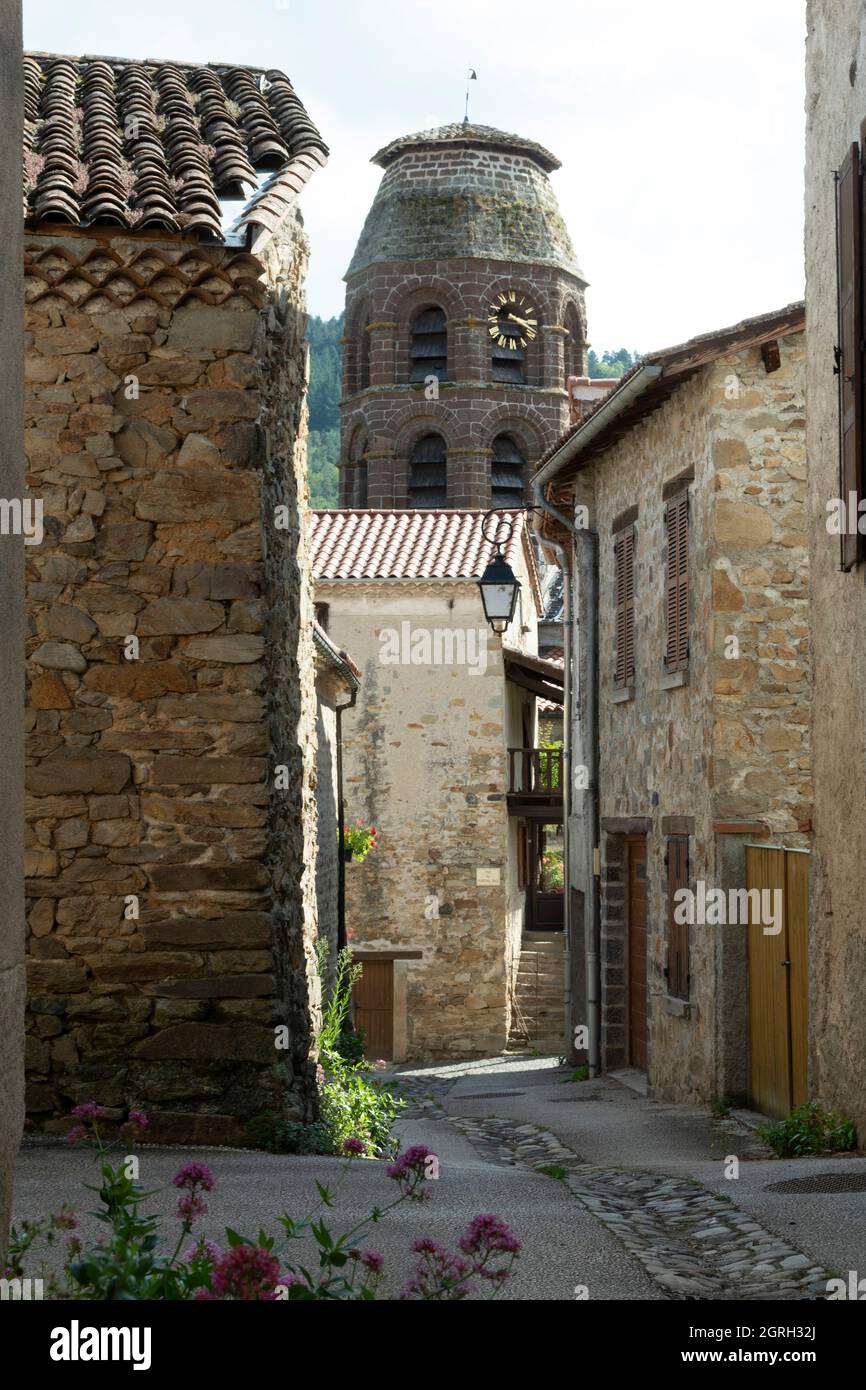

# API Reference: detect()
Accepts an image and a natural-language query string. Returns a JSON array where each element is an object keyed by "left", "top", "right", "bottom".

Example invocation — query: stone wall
[
  {"left": 805, "top": 0, "right": 866, "bottom": 1138},
  {"left": 0, "top": 0, "right": 25, "bottom": 1260},
  {"left": 578, "top": 334, "right": 809, "bottom": 1102},
  {"left": 318, "top": 578, "right": 537, "bottom": 1060},
  {"left": 23, "top": 216, "right": 320, "bottom": 1141}
]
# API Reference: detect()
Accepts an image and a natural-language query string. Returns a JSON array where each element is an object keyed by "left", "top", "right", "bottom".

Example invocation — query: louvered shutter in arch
[
  {"left": 491, "top": 434, "right": 526, "bottom": 507},
  {"left": 836, "top": 141, "right": 864, "bottom": 570},
  {"left": 408, "top": 433, "right": 447, "bottom": 508},
  {"left": 664, "top": 492, "right": 689, "bottom": 671},
  {"left": 410, "top": 307, "right": 447, "bottom": 383}
]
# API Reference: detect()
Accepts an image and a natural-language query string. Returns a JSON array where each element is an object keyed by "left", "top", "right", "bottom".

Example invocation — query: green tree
[
  {"left": 587, "top": 347, "right": 641, "bottom": 379},
  {"left": 306, "top": 314, "right": 343, "bottom": 432}
]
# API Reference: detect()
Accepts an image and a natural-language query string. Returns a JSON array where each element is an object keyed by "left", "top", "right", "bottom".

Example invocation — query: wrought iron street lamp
[{"left": 477, "top": 509, "right": 523, "bottom": 633}]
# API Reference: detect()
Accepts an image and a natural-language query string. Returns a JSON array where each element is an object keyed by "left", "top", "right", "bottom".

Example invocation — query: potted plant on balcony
[{"left": 342, "top": 822, "right": 378, "bottom": 863}]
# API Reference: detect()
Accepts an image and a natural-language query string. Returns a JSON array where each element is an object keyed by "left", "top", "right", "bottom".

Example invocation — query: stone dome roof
[{"left": 346, "top": 120, "right": 583, "bottom": 280}]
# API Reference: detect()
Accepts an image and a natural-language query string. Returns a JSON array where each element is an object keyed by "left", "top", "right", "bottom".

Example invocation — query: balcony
[{"left": 507, "top": 747, "right": 563, "bottom": 817}]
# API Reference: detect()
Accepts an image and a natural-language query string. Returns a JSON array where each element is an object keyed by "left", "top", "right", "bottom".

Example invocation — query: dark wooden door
[
  {"left": 353, "top": 960, "right": 394, "bottom": 1061},
  {"left": 526, "top": 821, "right": 564, "bottom": 931},
  {"left": 627, "top": 837, "right": 648, "bottom": 1071}
]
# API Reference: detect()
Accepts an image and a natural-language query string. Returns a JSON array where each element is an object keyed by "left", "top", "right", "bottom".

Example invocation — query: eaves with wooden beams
[{"left": 531, "top": 301, "right": 806, "bottom": 534}]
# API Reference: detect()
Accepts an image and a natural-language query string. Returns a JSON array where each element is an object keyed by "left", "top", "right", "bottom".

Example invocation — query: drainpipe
[
  {"left": 335, "top": 685, "right": 358, "bottom": 953},
  {"left": 531, "top": 482, "right": 575, "bottom": 1063}
]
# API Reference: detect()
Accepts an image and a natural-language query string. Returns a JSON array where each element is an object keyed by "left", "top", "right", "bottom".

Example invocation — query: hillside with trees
[
  {"left": 306, "top": 314, "right": 343, "bottom": 507},
  {"left": 587, "top": 348, "right": 641, "bottom": 378}
]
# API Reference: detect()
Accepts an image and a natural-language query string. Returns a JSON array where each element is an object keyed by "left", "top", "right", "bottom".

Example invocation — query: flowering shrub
[
  {"left": 342, "top": 822, "right": 378, "bottom": 861},
  {"left": 8, "top": 1110, "right": 521, "bottom": 1301}
]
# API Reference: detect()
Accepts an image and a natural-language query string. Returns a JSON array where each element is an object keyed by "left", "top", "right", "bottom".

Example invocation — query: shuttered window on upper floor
[
  {"left": 614, "top": 525, "right": 635, "bottom": 687},
  {"left": 836, "top": 137, "right": 865, "bottom": 569},
  {"left": 664, "top": 490, "right": 689, "bottom": 671},
  {"left": 410, "top": 307, "right": 448, "bottom": 383}
]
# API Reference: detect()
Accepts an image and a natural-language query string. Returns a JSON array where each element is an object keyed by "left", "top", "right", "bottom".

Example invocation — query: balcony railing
[{"left": 507, "top": 747, "right": 563, "bottom": 797}]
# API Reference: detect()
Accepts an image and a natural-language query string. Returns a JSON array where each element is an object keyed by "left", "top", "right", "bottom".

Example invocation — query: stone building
[
  {"left": 535, "top": 304, "right": 810, "bottom": 1109},
  {"left": 22, "top": 51, "right": 328, "bottom": 1142},
  {"left": 805, "top": 0, "right": 866, "bottom": 1141},
  {"left": 339, "top": 122, "right": 587, "bottom": 510},
  {"left": 0, "top": 1, "right": 24, "bottom": 1259},
  {"left": 310, "top": 507, "right": 566, "bottom": 1060}
]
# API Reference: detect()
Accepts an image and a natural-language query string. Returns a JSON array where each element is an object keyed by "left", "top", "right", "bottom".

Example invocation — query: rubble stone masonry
[
  {"left": 583, "top": 332, "right": 809, "bottom": 1102},
  {"left": 23, "top": 218, "right": 320, "bottom": 1141}
]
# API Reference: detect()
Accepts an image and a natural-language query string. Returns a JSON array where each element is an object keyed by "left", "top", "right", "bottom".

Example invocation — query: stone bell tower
[{"left": 339, "top": 122, "right": 588, "bottom": 509}]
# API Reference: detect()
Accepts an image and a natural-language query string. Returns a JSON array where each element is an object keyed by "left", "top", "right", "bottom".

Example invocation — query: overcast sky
[{"left": 25, "top": 0, "right": 807, "bottom": 355}]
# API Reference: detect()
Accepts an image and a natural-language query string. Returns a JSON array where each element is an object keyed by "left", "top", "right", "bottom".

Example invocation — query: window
[
  {"left": 666, "top": 835, "right": 689, "bottom": 999},
  {"left": 564, "top": 301, "right": 584, "bottom": 380},
  {"left": 664, "top": 491, "right": 689, "bottom": 671},
  {"left": 491, "top": 434, "right": 526, "bottom": 507},
  {"left": 836, "top": 139, "right": 864, "bottom": 569},
  {"left": 354, "top": 461, "right": 368, "bottom": 507},
  {"left": 613, "top": 525, "right": 635, "bottom": 686},
  {"left": 410, "top": 306, "right": 447, "bottom": 383},
  {"left": 314, "top": 602, "right": 330, "bottom": 632},
  {"left": 408, "top": 433, "right": 447, "bottom": 508}
]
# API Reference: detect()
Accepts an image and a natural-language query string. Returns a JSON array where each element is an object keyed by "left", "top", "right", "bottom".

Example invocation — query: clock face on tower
[{"left": 488, "top": 290, "right": 538, "bottom": 349}]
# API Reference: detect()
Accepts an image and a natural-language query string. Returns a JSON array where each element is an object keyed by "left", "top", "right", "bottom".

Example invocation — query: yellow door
[{"left": 746, "top": 846, "right": 809, "bottom": 1119}]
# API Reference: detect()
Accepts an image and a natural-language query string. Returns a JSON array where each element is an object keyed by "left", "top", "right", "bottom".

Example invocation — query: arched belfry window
[
  {"left": 491, "top": 434, "right": 526, "bottom": 507},
  {"left": 410, "top": 306, "right": 447, "bottom": 383},
  {"left": 408, "top": 433, "right": 448, "bottom": 508},
  {"left": 491, "top": 331, "right": 525, "bottom": 383},
  {"left": 564, "top": 302, "right": 585, "bottom": 380}
]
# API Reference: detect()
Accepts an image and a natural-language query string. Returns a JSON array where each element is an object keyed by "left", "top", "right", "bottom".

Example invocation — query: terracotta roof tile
[
  {"left": 310, "top": 508, "right": 531, "bottom": 583},
  {"left": 23, "top": 52, "right": 327, "bottom": 243}
]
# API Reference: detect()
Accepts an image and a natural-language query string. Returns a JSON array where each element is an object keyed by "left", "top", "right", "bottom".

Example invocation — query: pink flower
[
  {"left": 50, "top": 1207, "right": 78, "bottom": 1231},
  {"left": 184, "top": 1238, "right": 220, "bottom": 1264},
  {"left": 176, "top": 1193, "right": 207, "bottom": 1224},
  {"left": 400, "top": 1239, "right": 473, "bottom": 1300},
  {"left": 315, "top": 1063, "right": 325, "bottom": 1085},
  {"left": 63, "top": 1125, "right": 86, "bottom": 1147},
  {"left": 342, "top": 1137, "right": 365, "bottom": 1156},
  {"left": 386, "top": 1144, "right": 437, "bottom": 1198},
  {"left": 458, "top": 1214, "right": 521, "bottom": 1257},
  {"left": 126, "top": 1109, "right": 148, "bottom": 1133},
  {"left": 71, "top": 1102, "right": 107, "bottom": 1121},
  {"left": 211, "top": 1245, "right": 282, "bottom": 1301},
  {"left": 172, "top": 1162, "right": 215, "bottom": 1192},
  {"left": 360, "top": 1249, "right": 384, "bottom": 1274}
]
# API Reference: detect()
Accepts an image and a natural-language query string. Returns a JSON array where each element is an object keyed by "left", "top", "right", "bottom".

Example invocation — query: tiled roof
[
  {"left": 23, "top": 52, "right": 327, "bottom": 244},
  {"left": 372, "top": 122, "right": 560, "bottom": 173},
  {"left": 310, "top": 508, "right": 535, "bottom": 585},
  {"left": 535, "top": 301, "right": 806, "bottom": 482}
]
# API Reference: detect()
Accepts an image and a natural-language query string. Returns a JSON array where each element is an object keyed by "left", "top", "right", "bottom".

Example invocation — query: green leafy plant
[
  {"left": 567, "top": 1066, "right": 590, "bottom": 1083},
  {"left": 760, "top": 1102, "right": 857, "bottom": 1158},
  {"left": 9, "top": 1113, "right": 520, "bottom": 1301},
  {"left": 535, "top": 1163, "right": 568, "bottom": 1181},
  {"left": 342, "top": 822, "right": 378, "bottom": 862}
]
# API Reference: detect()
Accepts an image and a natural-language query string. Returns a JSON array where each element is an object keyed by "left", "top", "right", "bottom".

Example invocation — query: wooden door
[
  {"left": 353, "top": 960, "right": 394, "bottom": 1061},
  {"left": 627, "top": 837, "right": 648, "bottom": 1071},
  {"left": 746, "top": 847, "right": 809, "bottom": 1118}
]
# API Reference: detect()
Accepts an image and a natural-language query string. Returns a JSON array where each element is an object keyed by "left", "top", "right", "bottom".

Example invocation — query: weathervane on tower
[{"left": 463, "top": 66, "right": 477, "bottom": 124}]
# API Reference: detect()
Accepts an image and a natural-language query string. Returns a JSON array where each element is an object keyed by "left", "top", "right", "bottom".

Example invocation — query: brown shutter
[
  {"left": 666, "top": 835, "right": 689, "bottom": 999},
  {"left": 664, "top": 492, "right": 689, "bottom": 670},
  {"left": 836, "top": 141, "right": 864, "bottom": 570},
  {"left": 614, "top": 526, "right": 635, "bottom": 686}
]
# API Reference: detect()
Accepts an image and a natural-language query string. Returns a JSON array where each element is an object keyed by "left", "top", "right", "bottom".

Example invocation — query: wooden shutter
[
  {"left": 836, "top": 141, "right": 864, "bottom": 570},
  {"left": 664, "top": 492, "right": 689, "bottom": 670},
  {"left": 614, "top": 526, "right": 635, "bottom": 686},
  {"left": 666, "top": 835, "right": 689, "bottom": 999}
]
